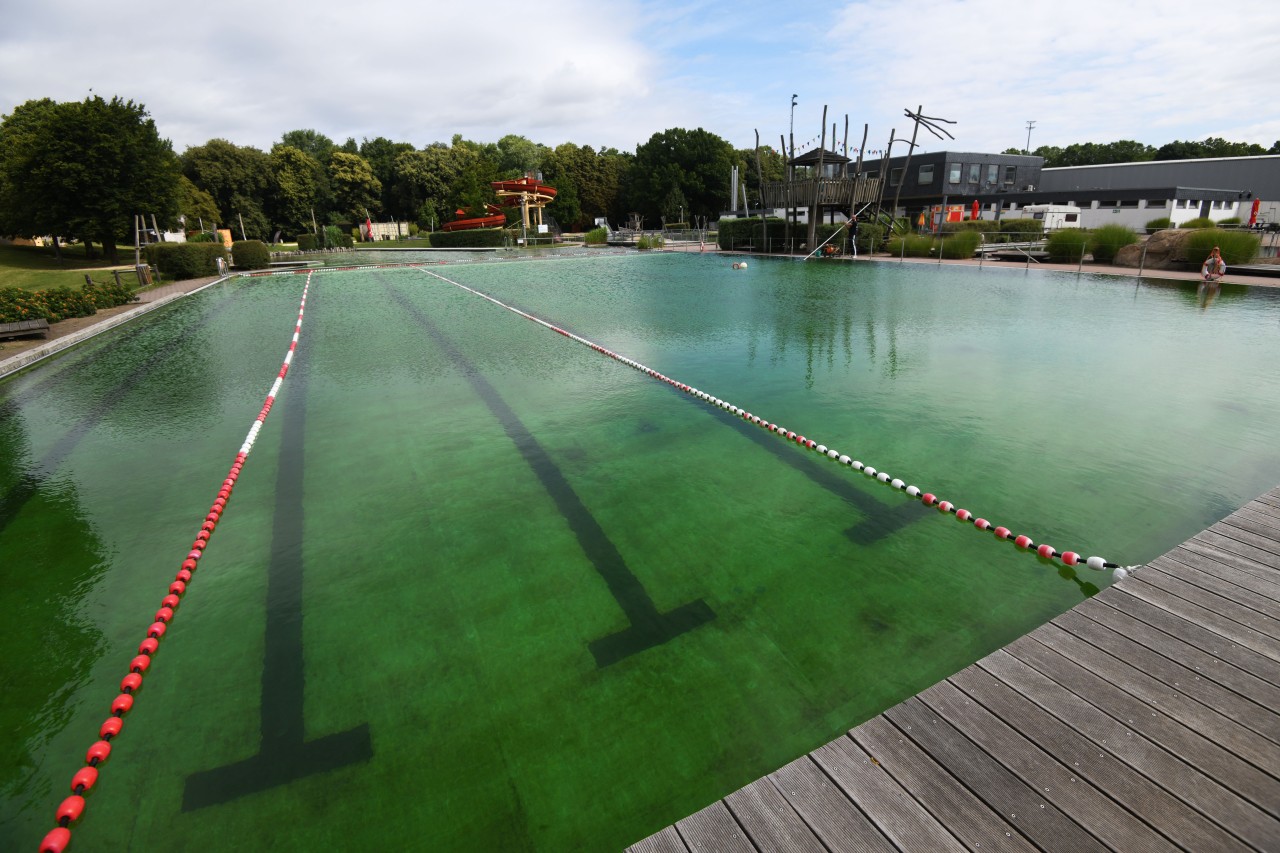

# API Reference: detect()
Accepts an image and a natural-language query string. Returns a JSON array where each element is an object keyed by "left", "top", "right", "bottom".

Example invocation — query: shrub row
[
  {"left": 427, "top": 227, "right": 507, "bottom": 248},
  {"left": 144, "top": 243, "right": 227, "bottom": 280},
  {"left": 1184, "top": 228, "right": 1261, "bottom": 265},
  {"left": 884, "top": 231, "right": 983, "bottom": 259},
  {"left": 232, "top": 240, "right": 269, "bottom": 270},
  {"left": 0, "top": 279, "right": 134, "bottom": 324},
  {"left": 584, "top": 227, "right": 608, "bottom": 245}
]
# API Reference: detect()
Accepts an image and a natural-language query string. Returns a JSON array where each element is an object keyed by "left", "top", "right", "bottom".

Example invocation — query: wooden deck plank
[
  {"left": 1079, "top": 596, "right": 1280, "bottom": 715},
  {"left": 948, "top": 666, "right": 1243, "bottom": 851},
  {"left": 978, "top": 649, "right": 1276, "bottom": 850},
  {"left": 1113, "top": 577, "right": 1280, "bottom": 662},
  {"left": 626, "top": 826, "right": 690, "bottom": 853},
  {"left": 849, "top": 716, "right": 1036, "bottom": 852},
  {"left": 1234, "top": 504, "right": 1280, "bottom": 531},
  {"left": 671, "top": 801, "right": 754, "bottom": 853},
  {"left": 722, "top": 776, "right": 826, "bottom": 852},
  {"left": 809, "top": 733, "right": 965, "bottom": 851},
  {"left": 1154, "top": 551, "right": 1280, "bottom": 613},
  {"left": 1174, "top": 539, "right": 1280, "bottom": 592},
  {"left": 1134, "top": 564, "right": 1280, "bottom": 645},
  {"left": 1212, "top": 516, "right": 1280, "bottom": 558},
  {"left": 1094, "top": 591, "right": 1280, "bottom": 687},
  {"left": 767, "top": 756, "right": 897, "bottom": 852},
  {"left": 915, "top": 679, "right": 1178, "bottom": 852},
  {"left": 1034, "top": 621, "right": 1280, "bottom": 771},
  {"left": 1006, "top": 634, "right": 1280, "bottom": 816},
  {"left": 1054, "top": 606, "right": 1280, "bottom": 745},
  {"left": 1223, "top": 507, "right": 1280, "bottom": 540},
  {"left": 1192, "top": 528, "right": 1280, "bottom": 572},
  {"left": 882, "top": 698, "right": 1101, "bottom": 851}
]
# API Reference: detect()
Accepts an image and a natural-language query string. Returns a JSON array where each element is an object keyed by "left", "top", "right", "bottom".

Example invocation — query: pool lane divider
[
  {"left": 415, "top": 266, "right": 1139, "bottom": 580},
  {"left": 38, "top": 274, "right": 314, "bottom": 853}
]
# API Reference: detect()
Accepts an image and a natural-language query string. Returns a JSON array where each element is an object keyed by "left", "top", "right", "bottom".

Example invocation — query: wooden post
[
  {"left": 890, "top": 105, "right": 924, "bottom": 230},
  {"left": 809, "top": 105, "right": 827, "bottom": 251},
  {"left": 755, "top": 130, "right": 767, "bottom": 253},
  {"left": 781, "top": 134, "right": 791, "bottom": 254}
]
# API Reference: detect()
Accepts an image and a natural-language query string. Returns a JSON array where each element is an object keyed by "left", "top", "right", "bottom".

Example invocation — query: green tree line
[
  {"left": 1003, "top": 136, "right": 1280, "bottom": 167},
  {"left": 7, "top": 94, "right": 1275, "bottom": 260},
  {"left": 1, "top": 95, "right": 788, "bottom": 256}
]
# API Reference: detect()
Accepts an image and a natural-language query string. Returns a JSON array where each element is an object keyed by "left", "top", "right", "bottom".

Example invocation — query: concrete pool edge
[{"left": 0, "top": 275, "right": 231, "bottom": 380}]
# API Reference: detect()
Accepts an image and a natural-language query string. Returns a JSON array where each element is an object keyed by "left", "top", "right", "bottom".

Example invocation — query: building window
[
  {"left": 1119, "top": 200, "right": 1139, "bottom": 208},
  {"left": 1145, "top": 199, "right": 1167, "bottom": 208},
  {"left": 890, "top": 168, "right": 903, "bottom": 187},
  {"left": 968, "top": 163, "right": 981, "bottom": 183},
  {"left": 986, "top": 164, "right": 998, "bottom": 184},
  {"left": 947, "top": 163, "right": 961, "bottom": 183},
  {"left": 917, "top": 164, "right": 934, "bottom": 184},
  {"left": 1002, "top": 166, "right": 1016, "bottom": 185}
]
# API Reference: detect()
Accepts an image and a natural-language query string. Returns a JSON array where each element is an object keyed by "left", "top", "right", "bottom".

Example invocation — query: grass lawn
[{"left": 0, "top": 244, "right": 138, "bottom": 292}]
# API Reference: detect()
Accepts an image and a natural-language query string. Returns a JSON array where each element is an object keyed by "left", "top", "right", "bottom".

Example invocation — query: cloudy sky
[{"left": 3, "top": 0, "right": 1277, "bottom": 158}]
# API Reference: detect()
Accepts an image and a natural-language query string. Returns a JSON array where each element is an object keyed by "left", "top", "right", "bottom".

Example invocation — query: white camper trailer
[{"left": 1014, "top": 204, "right": 1082, "bottom": 231}]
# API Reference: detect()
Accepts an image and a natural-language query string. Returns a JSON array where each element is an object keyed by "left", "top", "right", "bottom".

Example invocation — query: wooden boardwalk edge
[{"left": 627, "top": 489, "right": 1280, "bottom": 852}]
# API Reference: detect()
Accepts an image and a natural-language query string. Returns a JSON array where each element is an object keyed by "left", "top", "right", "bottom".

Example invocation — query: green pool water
[{"left": 4, "top": 254, "right": 1280, "bottom": 851}]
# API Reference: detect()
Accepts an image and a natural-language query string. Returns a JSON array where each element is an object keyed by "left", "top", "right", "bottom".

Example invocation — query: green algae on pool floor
[{"left": 4, "top": 255, "right": 1280, "bottom": 850}]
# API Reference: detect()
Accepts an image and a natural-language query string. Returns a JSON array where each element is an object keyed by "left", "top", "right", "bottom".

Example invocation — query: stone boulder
[{"left": 1114, "top": 228, "right": 1191, "bottom": 269}]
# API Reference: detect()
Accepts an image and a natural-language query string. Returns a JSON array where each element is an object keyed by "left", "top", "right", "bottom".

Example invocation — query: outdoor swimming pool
[{"left": 4, "top": 253, "right": 1280, "bottom": 851}]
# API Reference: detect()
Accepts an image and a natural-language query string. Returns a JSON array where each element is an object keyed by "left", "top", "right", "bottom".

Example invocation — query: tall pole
[
  {"left": 790, "top": 94, "right": 797, "bottom": 253},
  {"left": 755, "top": 130, "right": 766, "bottom": 252},
  {"left": 1025, "top": 120, "right": 1036, "bottom": 155},
  {"left": 890, "top": 104, "right": 924, "bottom": 230}
]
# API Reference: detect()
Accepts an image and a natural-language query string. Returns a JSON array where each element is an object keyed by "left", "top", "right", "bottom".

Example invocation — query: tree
[
  {"left": 496, "top": 134, "right": 549, "bottom": 178},
  {"left": 268, "top": 145, "right": 322, "bottom": 235},
  {"left": 627, "top": 128, "right": 735, "bottom": 222},
  {"left": 329, "top": 151, "right": 382, "bottom": 221},
  {"left": 0, "top": 95, "right": 180, "bottom": 262},
  {"left": 175, "top": 175, "right": 221, "bottom": 232},
  {"left": 1155, "top": 137, "right": 1267, "bottom": 160},
  {"left": 279, "top": 128, "right": 335, "bottom": 164},
  {"left": 182, "top": 139, "right": 271, "bottom": 239},
  {"left": 359, "top": 136, "right": 415, "bottom": 219}
]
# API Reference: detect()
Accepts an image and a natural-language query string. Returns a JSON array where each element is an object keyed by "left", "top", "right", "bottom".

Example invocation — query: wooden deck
[{"left": 628, "top": 488, "right": 1280, "bottom": 852}]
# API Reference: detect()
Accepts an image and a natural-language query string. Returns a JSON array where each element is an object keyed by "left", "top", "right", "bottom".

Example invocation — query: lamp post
[{"left": 1025, "top": 120, "right": 1036, "bottom": 155}]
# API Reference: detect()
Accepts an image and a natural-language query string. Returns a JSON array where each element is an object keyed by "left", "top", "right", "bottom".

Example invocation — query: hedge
[
  {"left": 1184, "top": 228, "right": 1260, "bottom": 266},
  {"left": 1045, "top": 229, "right": 1091, "bottom": 263},
  {"left": 1089, "top": 224, "right": 1138, "bottom": 263},
  {"left": 0, "top": 279, "right": 134, "bottom": 324},
  {"left": 427, "top": 227, "right": 507, "bottom": 248},
  {"left": 144, "top": 243, "right": 227, "bottom": 280},
  {"left": 232, "top": 240, "right": 270, "bottom": 270},
  {"left": 885, "top": 234, "right": 935, "bottom": 257},
  {"left": 1180, "top": 217, "right": 1215, "bottom": 229},
  {"left": 938, "top": 230, "right": 982, "bottom": 259},
  {"left": 996, "top": 218, "right": 1044, "bottom": 239},
  {"left": 584, "top": 227, "right": 608, "bottom": 245},
  {"left": 853, "top": 221, "right": 885, "bottom": 254}
]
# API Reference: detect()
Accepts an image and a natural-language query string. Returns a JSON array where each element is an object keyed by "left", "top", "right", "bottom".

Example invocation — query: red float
[
  {"left": 99, "top": 718, "right": 123, "bottom": 739},
  {"left": 1037, "top": 544, "right": 1056, "bottom": 559},
  {"left": 1061, "top": 551, "right": 1080, "bottom": 566},
  {"left": 1014, "top": 535, "right": 1032, "bottom": 549},
  {"left": 162, "top": 594, "right": 180, "bottom": 609},
  {"left": 129, "top": 655, "right": 151, "bottom": 673},
  {"left": 138, "top": 638, "right": 159, "bottom": 655},
  {"left": 921, "top": 493, "right": 937, "bottom": 506},
  {"left": 121, "top": 672, "right": 143, "bottom": 692},
  {"left": 39, "top": 827, "right": 71, "bottom": 853},
  {"left": 110, "top": 695, "right": 133, "bottom": 716},
  {"left": 71, "top": 766, "right": 98, "bottom": 792},
  {"left": 56, "top": 794, "right": 85, "bottom": 824},
  {"left": 86, "top": 740, "right": 111, "bottom": 764},
  {"left": 994, "top": 526, "right": 1011, "bottom": 539}
]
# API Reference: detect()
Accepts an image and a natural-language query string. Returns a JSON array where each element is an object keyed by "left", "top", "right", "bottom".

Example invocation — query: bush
[
  {"left": 1180, "top": 217, "right": 1215, "bottom": 229},
  {"left": 997, "top": 218, "right": 1044, "bottom": 240},
  {"left": 324, "top": 225, "right": 353, "bottom": 248},
  {"left": 187, "top": 231, "right": 219, "bottom": 243},
  {"left": 1218, "top": 216, "right": 1241, "bottom": 225},
  {"left": 297, "top": 233, "right": 318, "bottom": 251},
  {"left": 938, "top": 230, "right": 982, "bottom": 259},
  {"left": 1089, "top": 224, "right": 1138, "bottom": 263},
  {"left": 940, "top": 219, "right": 999, "bottom": 236},
  {"left": 232, "top": 240, "right": 270, "bottom": 270},
  {"left": 886, "top": 234, "right": 935, "bottom": 257},
  {"left": 637, "top": 234, "right": 666, "bottom": 250},
  {"left": 1184, "top": 228, "right": 1261, "bottom": 266},
  {"left": 427, "top": 227, "right": 507, "bottom": 248},
  {"left": 145, "top": 242, "right": 227, "bottom": 280},
  {"left": 408, "top": 223, "right": 420, "bottom": 236},
  {"left": 1145, "top": 217, "right": 1172, "bottom": 232},
  {"left": 584, "top": 226, "right": 608, "bottom": 245},
  {"left": 853, "top": 221, "right": 885, "bottom": 254},
  {"left": 83, "top": 279, "right": 134, "bottom": 310},
  {"left": 1045, "top": 229, "right": 1091, "bottom": 263},
  {"left": 0, "top": 278, "right": 135, "bottom": 324}
]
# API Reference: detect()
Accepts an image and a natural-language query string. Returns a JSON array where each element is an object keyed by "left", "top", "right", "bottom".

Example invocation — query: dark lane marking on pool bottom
[
  {"left": 690, "top": 403, "right": 927, "bottom": 546},
  {"left": 185, "top": 287, "right": 372, "bottom": 811},
  {"left": 383, "top": 279, "right": 714, "bottom": 668},
  {"left": 0, "top": 295, "right": 235, "bottom": 538}
]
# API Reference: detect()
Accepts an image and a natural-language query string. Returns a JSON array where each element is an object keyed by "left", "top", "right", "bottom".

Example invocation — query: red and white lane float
[
  {"left": 416, "top": 267, "right": 1137, "bottom": 580},
  {"left": 38, "top": 274, "right": 314, "bottom": 853}
]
